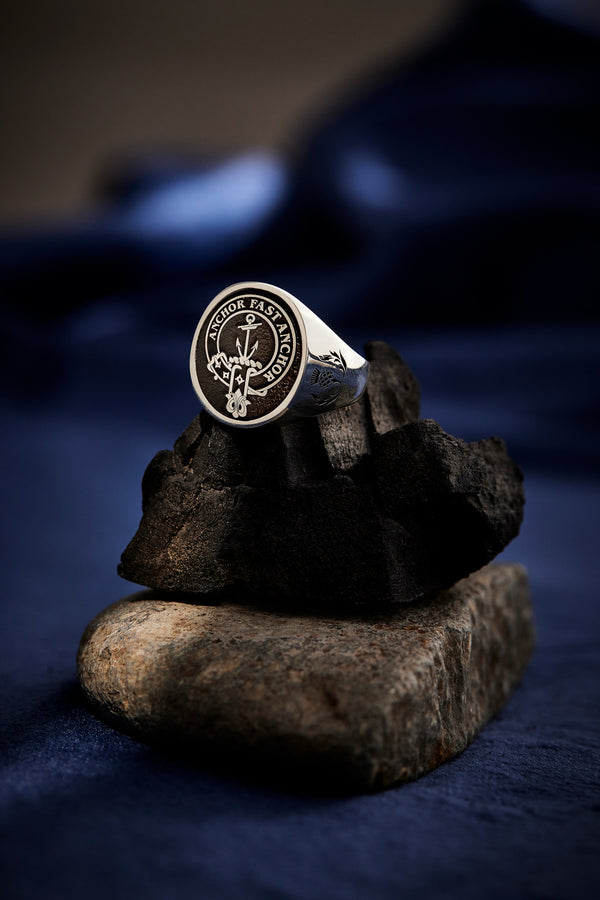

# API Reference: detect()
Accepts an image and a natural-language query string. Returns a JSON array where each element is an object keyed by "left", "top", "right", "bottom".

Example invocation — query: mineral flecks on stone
[
  {"left": 118, "top": 342, "right": 524, "bottom": 608},
  {"left": 78, "top": 564, "right": 534, "bottom": 790}
]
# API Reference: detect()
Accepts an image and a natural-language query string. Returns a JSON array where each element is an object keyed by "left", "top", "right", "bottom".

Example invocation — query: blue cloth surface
[{"left": 1, "top": 2, "right": 599, "bottom": 897}]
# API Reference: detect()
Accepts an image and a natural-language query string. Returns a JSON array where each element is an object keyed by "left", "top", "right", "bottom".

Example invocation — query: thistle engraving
[
  {"left": 314, "top": 350, "right": 347, "bottom": 372},
  {"left": 310, "top": 350, "right": 347, "bottom": 408}
]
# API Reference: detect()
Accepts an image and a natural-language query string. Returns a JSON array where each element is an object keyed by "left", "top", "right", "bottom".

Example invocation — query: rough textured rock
[
  {"left": 78, "top": 563, "right": 534, "bottom": 790},
  {"left": 118, "top": 342, "right": 524, "bottom": 607}
]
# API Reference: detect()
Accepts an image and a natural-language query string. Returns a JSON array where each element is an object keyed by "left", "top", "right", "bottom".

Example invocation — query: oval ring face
[{"left": 190, "top": 284, "right": 306, "bottom": 426}]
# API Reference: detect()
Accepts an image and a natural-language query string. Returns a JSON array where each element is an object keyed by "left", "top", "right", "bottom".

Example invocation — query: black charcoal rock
[{"left": 118, "top": 342, "right": 524, "bottom": 607}]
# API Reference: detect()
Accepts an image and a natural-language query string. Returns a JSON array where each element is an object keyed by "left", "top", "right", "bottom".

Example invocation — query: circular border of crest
[{"left": 190, "top": 282, "right": 308, "bottom": 428}]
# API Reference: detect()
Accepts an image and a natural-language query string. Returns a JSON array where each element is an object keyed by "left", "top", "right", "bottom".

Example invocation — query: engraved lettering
[{"left": 200, "top": 291, "right": 299, "bottom": 422}]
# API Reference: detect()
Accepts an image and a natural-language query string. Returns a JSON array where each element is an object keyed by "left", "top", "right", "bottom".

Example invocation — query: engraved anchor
[{"left": 225, "top": 314, "right": 263, "bottom": 419}]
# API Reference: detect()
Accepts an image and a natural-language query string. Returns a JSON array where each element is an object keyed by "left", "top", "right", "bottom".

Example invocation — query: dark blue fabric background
[{"left": 1, "top": 2, "right": 599, "bottom": 897}]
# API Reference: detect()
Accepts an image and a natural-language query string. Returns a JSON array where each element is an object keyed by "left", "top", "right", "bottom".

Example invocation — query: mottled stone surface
[
  {"left": 78, "top": 564, "right": 533, "bottom": 790},
  {"left": 118, "top": 342, "right": 524, "bottom": 608}
]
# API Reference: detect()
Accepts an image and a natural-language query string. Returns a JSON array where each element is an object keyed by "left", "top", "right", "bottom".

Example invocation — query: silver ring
[{"left": 190, "top": 282, "right": 369, "bottom": 428}]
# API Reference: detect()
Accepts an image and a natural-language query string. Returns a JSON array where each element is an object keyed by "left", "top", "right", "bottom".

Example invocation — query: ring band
[{"left": 190, "top": 282, "right": 369, "bottom": 428}]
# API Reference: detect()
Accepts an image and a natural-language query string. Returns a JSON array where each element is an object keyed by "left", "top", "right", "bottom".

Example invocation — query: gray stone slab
[{"left": 78, "top": 563, "right": 533, "bottom": 790}]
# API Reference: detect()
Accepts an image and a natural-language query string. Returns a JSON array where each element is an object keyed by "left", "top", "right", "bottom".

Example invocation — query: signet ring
[{"left": 190, "top": 282, "right": 369, "bottom": 428}]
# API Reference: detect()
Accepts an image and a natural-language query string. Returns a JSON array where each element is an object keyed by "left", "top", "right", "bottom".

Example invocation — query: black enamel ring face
[{"left": 190, "top": 282, "right": 369, "bottom": 428}]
